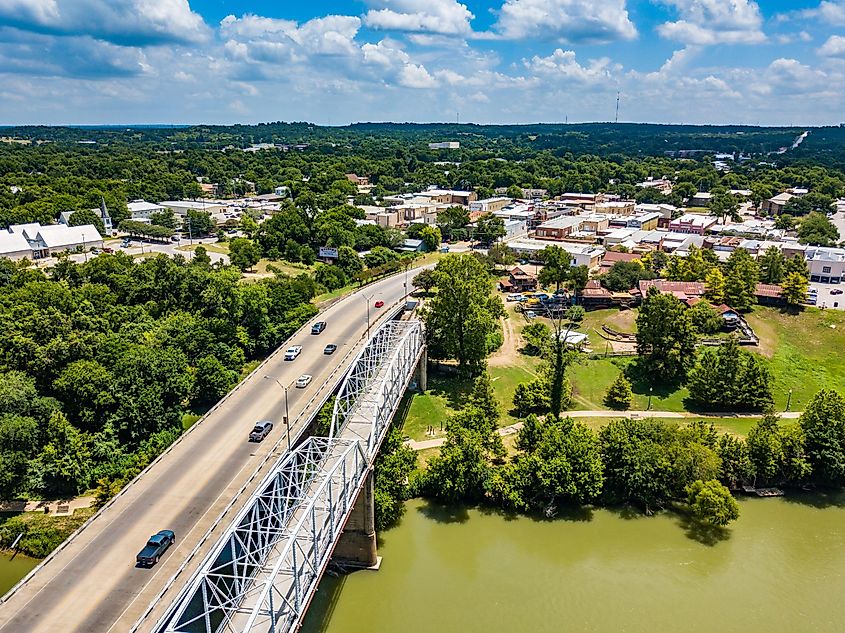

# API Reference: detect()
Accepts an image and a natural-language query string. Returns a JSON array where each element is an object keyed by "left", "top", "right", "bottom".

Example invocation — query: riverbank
[{"left": 302, "top": 493, "right": 845, "bottom": 633}]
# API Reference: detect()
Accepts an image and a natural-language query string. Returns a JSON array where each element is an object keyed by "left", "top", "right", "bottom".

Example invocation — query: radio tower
[{"left": 615, "top": 91, "right": 620, "bottom": 124}]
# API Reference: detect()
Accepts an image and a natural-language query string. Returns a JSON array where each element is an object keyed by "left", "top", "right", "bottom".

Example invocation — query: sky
[{"left": 1, "top": 0, "right": 845, "bottom": 126}]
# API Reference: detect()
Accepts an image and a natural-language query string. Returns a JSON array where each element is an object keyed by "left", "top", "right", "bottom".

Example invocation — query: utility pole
[
  {"left": 615, "top": 91, "right": 620, "bottom": 124},
  {"left": 264, "top": 376, "right": 291, "bottom": 451},
  {"left": 82, "top": 233, "right": 87, "bottom": 263}
]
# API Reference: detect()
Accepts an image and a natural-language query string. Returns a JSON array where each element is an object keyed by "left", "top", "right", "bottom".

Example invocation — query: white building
[
  {"left": 805, "top": 247, "right": 845, "bottom": 284},
  {"left": 128, "top": 200, "right": 167, "bottom": 220},
  {"left": 428, "top": 142, "right": 460, "bottom": 150},
  {"left": 0, "top": 231, "right": 33, "bottom": 260},
  {"left": 8, "top": 223, "right": 103, "bottom": 258},
  {"left": 506, "top": 238, "right": 605, "bottom": 271},
  {"left": 159, "top": 200, "right": 226, "bottom": 217}
]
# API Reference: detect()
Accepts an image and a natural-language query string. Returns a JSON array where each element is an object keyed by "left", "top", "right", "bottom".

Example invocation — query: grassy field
[{"left": 176, "top": 242, "right": 230, "bottom": 255}]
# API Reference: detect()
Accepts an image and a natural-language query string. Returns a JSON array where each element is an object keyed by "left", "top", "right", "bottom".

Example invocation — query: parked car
[
  {"left": 506, "top": 293, "right": 523, "bottom": 302},
  {"left": 324, "top": 344, "right": 338, "bottom": 355},
  {"left": 103, "top": 247, "right": 114, "bottom": 253},
  {"left": 311, "top": 321, "right": 327, "bottom": 335},
  {"left": 284, "top": 345, "right": 302, "bottom": 361},
  {"left": 295, "top": 374, "right": 313, "bottom": 388},
  {"left": 136, "top": 530, "right": 175, "bottom": 567},
  {"left": 832, "top": 289, "right": 843, "bottom": 295},
  {"left": 249, "top": 420, "right": 273, "bottom": 442},
  {"left": 374, "top": 300, "right": 385, "bottom": 308},
  {"left": 170, "top": 235, "right": 180, "bottom": 242}
]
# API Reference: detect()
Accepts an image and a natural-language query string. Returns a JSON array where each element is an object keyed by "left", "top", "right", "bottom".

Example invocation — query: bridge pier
[
  {"left": 416, "top": 346, "right": 428, "bottom": 392},
  {"left": 333, "top": 470, "right": 378, "bottom": 568}
]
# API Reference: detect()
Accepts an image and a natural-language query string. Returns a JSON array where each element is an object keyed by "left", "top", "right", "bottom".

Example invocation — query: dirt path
[{"left": 489, "top": 312, "right": 523, "bottom": 367}]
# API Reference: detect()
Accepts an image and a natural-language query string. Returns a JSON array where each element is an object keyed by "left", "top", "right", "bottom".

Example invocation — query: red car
[{"left": 374, "top": 300, "right": 384, "bottom": 308}]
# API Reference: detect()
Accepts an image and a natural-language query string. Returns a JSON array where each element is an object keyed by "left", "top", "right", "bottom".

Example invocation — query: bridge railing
[{"left": 154, "top": 317, "right": 424, "bottom": 633}]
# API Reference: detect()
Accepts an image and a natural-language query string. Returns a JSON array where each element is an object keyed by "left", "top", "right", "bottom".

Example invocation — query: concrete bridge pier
[
  {"left": 416, "top": 347, "right": 428, "bottom": 392},
  {"left": 333, "top": 470, "right": 378, "bottom": 568}
]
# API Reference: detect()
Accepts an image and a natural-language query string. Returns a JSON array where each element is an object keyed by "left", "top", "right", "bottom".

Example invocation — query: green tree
[
  {"left": 192, "top": 245, "right": 212, "bottom": 269},
  {"left": 192, "top": 355, "right": 237, "bottom": 408},
  {"left": 419, "top": 225, "right": 442, "bottom": 252},
  {"left": 37, "top": 411, "right": 92, "bottom": 495},
  {"left": 467, "top": 371, "right": 500, "bottom": 425},
  {"left": 717, "top": 434, "right": 753, "bottom": 489},
  {"left": 538, "top": 245, "right": 570, "bottom": 291},
  {"left": 374, "top": 426, "right": 417, "bottom": 530},
  {"left": 228, "top": 237, "right": 262, "bottom": 271},
  {"left": 798, "top": 212, "right": 840, "bottom": 246},
  {"left": 799, "top": 389, "right": 845, "bottom": 486},
  {"left": 185, "top": 209, "right": 215, "bottom": 237},
  {"left": 723, "top": 248, "right": 759, "bottom": 311},
  {"left": 688, "top": 301, "right": 722, "bottom": 335},
  {"left": 474, "top": 213, "right": 506, "bottom": 246},
  {"left": 636, "top": 287, "right": 697, "bottom": 383},
  {"left": 422, "top": 426, "right": 491, "bottom": 503},
  {"left": 686, "top": 338, "right": 773, "bottom": 411},
  {"left": 412, "top": 269, "right": 436, "bottom": 294},
  {"left": 758, "top": 246, "right": 785, "bottom": 284},
  {"left": 781, "top": 271, "right": 809, "bottom": 307},
  {"left": 604, "top": 373, "right": 633, "bottom": 410},
  {"left": 521, "top": 322, "right": 550, "bottom": 356},
  {"left": 685, "top": 479, "right": 740, "bottom": 526},
  {"left": 150, "top": 209, "right": 177, "bottom": 229},
  {"left": 336, "top": 245, "right": 364, "bottom": 277},
  {"left": 68, "top": 209, "right": 105, "bottom": 236},
  {"left": 602, "top": 260, "right": 650, "bottom": 292},
  {"left": 704, "top": 267, "right": 726, "bottom": 304},
  {"left": 421, "top": 255, "right": 504, "bottom": 373}
]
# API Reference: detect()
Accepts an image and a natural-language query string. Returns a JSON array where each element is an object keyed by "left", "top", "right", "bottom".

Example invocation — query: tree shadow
[
  {"left": 624, "top": 359, "right": 684, "bottom": 398},
  {"left": 415, "top": 500, "right": 471, "bottom": 524},
  {"left": 780, "top": 489, "right": 845, "bottom": 509},
  {"left": 676, "top": 513, "right": 732, "bottom": 547},
  {"left": 426, "top": 367, "right": 473, "bottom": 411},
  {"left": 602, "top": 503, "right": 649, "bottom": 521}
]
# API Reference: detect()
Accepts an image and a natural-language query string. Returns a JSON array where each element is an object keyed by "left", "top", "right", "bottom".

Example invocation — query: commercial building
[
  {"left": 8, "top": 222, "right": 103, "bottom": 258},
  {"left": 534, "top": 216, "right": 584, "bottom": 240},
  {"left": 159, "top": 200, "right": 226, "bottom": 217},
  {"left": 127, "top": 200, "right": 167, "bottom": 220},
  {"left": 507, "top": 238, "right": 605, "bottom": 271},
  {"left": 0, "top": 231, "right": 33, "bottom": 260},
  {"left": 428, "top": 142, "right": 460, "bottom": 150},
  {"left": 689, "top": 192, "right": 713, "bottom": 207},
  {"left": 669, "top": 214, "right": 717, "bottom": 235},
  {"left": 762, "top": 192, "right": 794, "bottom": 215},
  {"left": 470, "top": 197, "right": 512, "bottom": 215},
  {"left": 595, "top": 201, "right": 636, "bottom": 216},
  {"left": 805, "top": 246, "right": 845, "bottom": 284}
]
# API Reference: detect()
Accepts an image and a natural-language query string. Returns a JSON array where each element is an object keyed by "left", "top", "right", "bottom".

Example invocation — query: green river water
[
  {"left": 302, "top": 495, "right": 845, "bottom": 633},
  {"left": 0, "top": 552, "right": 37, "bottom": 597}
]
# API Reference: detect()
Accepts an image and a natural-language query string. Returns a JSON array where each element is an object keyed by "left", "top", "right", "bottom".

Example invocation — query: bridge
[
  {"left": 0, "top": 268, "right": 427, "bottom": 633},
  {"left": 149, "top": 318, "right": 425, "bottom": 633}
]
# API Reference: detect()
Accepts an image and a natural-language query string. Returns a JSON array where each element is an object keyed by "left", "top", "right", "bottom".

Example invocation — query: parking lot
[{"left": 809, "top": 281, "right": 845, "bottom": 310}]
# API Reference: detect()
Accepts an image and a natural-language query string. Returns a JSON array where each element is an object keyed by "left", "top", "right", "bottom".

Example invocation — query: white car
[
  {"left": 284, "top": 345, "right": 302, "bottom": 361},
  {"left": 506, "top": 293, "right": 523, "bottom": 302},
  {"left": 295, "top": 374, "right": 312, "bottom": 388}
]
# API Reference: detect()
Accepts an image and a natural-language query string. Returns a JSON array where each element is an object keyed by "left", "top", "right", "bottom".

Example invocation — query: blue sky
[{"left": 1, "top": 1, "right": 844, "bottom": 126}]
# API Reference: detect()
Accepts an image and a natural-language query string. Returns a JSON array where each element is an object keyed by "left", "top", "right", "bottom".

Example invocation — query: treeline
[
  {"left": 418, "top": 374, "right": 845, "bottom": 527},
  {"left": 0, "top": 252, "right": 318, "bottom": 500}
]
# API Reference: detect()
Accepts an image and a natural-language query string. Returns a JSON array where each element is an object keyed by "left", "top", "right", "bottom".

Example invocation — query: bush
[
  {"left": 513, "top": 378, "right": 551, "bottom": 416},
  {"left": 604, "top": 374, "right": 633, "bottom": 410}
]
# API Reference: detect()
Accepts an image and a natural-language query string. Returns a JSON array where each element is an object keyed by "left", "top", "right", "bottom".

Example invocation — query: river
[
  {"left": 0, "top": 553, "right": 37, "bottom": 598},
  {"left": 303, "top": 495, "right": 845, "bottom": 633}
]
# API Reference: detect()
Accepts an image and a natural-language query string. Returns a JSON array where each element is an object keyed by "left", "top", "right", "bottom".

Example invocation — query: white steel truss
[{"left": 154, "top": 318, "right": 424, "bottom": 633}]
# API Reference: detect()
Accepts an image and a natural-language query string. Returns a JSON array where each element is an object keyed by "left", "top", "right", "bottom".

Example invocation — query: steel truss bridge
[{"left": 152, "top": 318, "right": 425, "bottom": 633}]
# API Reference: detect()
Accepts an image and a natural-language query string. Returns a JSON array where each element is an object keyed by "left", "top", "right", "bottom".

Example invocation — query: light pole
[
  {"left": 263, "top": 375, "right": 291, "bottom": 451},
  {"left": 359, "top": 291, "right": 381, "bottom": 339},
  {"left": 647, "top": 386, "right": 653, "bottom": 411},
  {"left": 82, "top": 233, "right": 88, "bottom": 263},
  {"left": 786, "top": 388, "right": 793, "bottom": 412}
]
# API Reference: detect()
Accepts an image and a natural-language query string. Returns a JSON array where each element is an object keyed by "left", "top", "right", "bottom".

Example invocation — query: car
[
  {"left": 295, "top": 374, "right": 313, "bottom": 388},
  {"left": 832, "top": 289, "right": 844, "bottom": 295},
  {"left": 506, "top": 293, "right": 523, "bottom": 302},
  {"left": 374, "top": 300, "right": 385, "bottom": 308},
  {"left": 103, "top": 247, "right": 114, "bottom": 253},
  {"left": 171, "top": 235, "right": 180, "bottom": 242},
  {"left": 284, "top": 345, "right": 302, "bottom": 361},
  {"left": 324, "top": 344, "right": 338, "bottom": 355},
  {"left": 311, "top": 321, "right": 327, "bottom": 335},
  {"left": 90, "top": 248, "right": 101, "bottom": 255},
  {"left": 249, "top": 420, "right": 273, "bottom": 442},
  {"left": 136, "top": 530, "right": 175, "bottom": 567}
]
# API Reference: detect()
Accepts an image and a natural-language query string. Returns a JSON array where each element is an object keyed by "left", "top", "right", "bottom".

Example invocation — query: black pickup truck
[{"left": 136, "top": 530, "right": 175, "bottom": 567}]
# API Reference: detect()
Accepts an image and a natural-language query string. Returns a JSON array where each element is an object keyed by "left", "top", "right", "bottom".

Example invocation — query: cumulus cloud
[
  {"left": 363, "top": 0, "right": 474, "bottom": 36},
  {"left": 0, "top": 0, "right": 209, "bottom": 46},
  {"left": 656, "top": 0, "right": 765, "bottom": 45},
  {"left": 524, "top": 48, "right": 615, "bottom": 83},
  {"left": 818, "top": 35, "right": 845, "bottom": 57},
  {"left": 493, "top": 0, "right": 637, "bottom": 44}
]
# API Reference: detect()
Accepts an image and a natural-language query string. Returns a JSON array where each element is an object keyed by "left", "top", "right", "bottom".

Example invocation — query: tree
[
  {"left": 686, "top": 337, "right": 773, "bottom": 411},
  {"left": 36, "top": 411, "right": 92, "bottom": 495},
  {"left": 336, "top": 245, "right": 364, "bottom": 277},
  {"left": 150, "top": 209, "right": 177, "bottom": 229},
  {"left": 185, "top": 209, "right": 215, "bottom": 237},
  {"left": 467, "top": 371, "right": 500, "bottom": 425},
  {"left": 704, "top": 267, "right": 726, "bottom": 304},
  {"left": 437, "top": 206, "right": 470, "bottom": 241},
  {"left": 422, "top": 426, "right": 491, "bottom": 503},
  {"left": 506, "top": 184, "right": 524, "bottom": 199},
  {"left": 781, "top": 271, "right": 809, "bottom": 307},
  {"left": 538, "top": 245, "right": 570, "bottom": 291},
  {"left": 567, "top": 265, "right": 589, "bottom": 298},
  {"left": 315, "top": 264, "right": 347, "bottom": 291},
  {"left": 723, "top": 248, "right": 759, "bottom": 311},
  {"left": 717, "top": 434, "right": 753, "bottom": 489},
  {"left": 513, "top": 377, "right": 551, "bottom": 416},
  {"left": 521, "top": 322, "right": 550, "bottom": 356},
  {"left": 799, "top": 389, "right": 845, "bottom": 486},
  {"left": 192, "top": 355, "right": 237, "bottom": 407},
  {"left": 602, "top": 260, "right": 650, "bottom": 292},
  {"left": 488, "top": 242, "right": 515, "bottom": 268},
  {"left": 419, "top": 225, "right": 442, "bottom": 252},
  {"left": 474, "top": 213, "right": 506, "bottom": 246},
  {"left": 68, "top": 209, "right": 105, "bottom": 236},
  {"left": 758, "top": 246, "right": 785, "bottom": 284},
  {"left": 604, "top": 373, "right": 633, "bottom": 410},
  {"left": 711, "top": 193, "right": 739, "bottom": 224},
  {"left": 192, "top": 245, "right": 212, "bottom": 269},
  {"left": 420, "top": 255, "right": 504, "bottom": 373},
  {"left": 412, "top": 269, "right": 436, "bottom": 294},
  {"left": 636, "top": 287, "right": 697, "bottom": 383},
  {"left": 798, "top": 212, "right": 839, "bottom": 246},
  {"left": 688, "top": 301, "right": 722, "bottom": 335},
  {"left": 228, "top": 237, "right": 261, "bottom": 271},
  {"left": 373, "top": 426, "right": 416, "bottom": 529},
  {"left": 685, "top": 479, "right": 740, "bottom": 526}
]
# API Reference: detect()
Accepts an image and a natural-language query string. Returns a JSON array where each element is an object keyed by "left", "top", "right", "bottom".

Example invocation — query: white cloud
[
  {"left": 656, "top": 0, "right": 765, "bottom": 45},
  {"left": 494, "top": 0, "right": 637, "bottom": 43},
  {"left": 399, "top": 63, "right": 437, "bottom": 88},
  {"left": 363, "top": 0, "right": 474, "bottom": 36},
  {"left": 0, "top": 0, "right": 209, "bottom": 46},
  {"left": 525, "top": 48, "right": 615, "bottom": 83},
  {"left": 818, "top": 35, "right": 845, "bottom": 57}
]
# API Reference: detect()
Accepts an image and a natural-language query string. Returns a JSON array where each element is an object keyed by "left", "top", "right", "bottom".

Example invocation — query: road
[{"left": 0, "top": 269, "right": 419, "bottom": 633}]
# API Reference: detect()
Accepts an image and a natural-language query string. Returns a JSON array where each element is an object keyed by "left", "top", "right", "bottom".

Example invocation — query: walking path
[
  {"left": 0, "top": 497, "right": 95, "bottom": 516},
  {"left": 407, "top": 409, "right": 802, "bottom": 451}
]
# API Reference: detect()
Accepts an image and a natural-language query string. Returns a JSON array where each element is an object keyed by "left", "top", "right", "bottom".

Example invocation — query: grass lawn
[
  {"left": 745, "top": 306, "right": 845, "bottom": 410},
  {"left": 176, "top": 243, "right": 230, "bottom": 255}
]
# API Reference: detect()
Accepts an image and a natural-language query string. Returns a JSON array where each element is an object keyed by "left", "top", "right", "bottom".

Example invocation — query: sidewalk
[
  {"left": 0, "top": 496, "right": 95, "bottom": 516},
  {"left": 406, "top": 409, "right": 802, "bottom": 451}
]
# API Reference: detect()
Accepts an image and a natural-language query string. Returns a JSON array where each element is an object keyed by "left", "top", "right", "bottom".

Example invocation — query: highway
[{"left": 0, "top": 268, "right": 420, "bottom": 633}]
